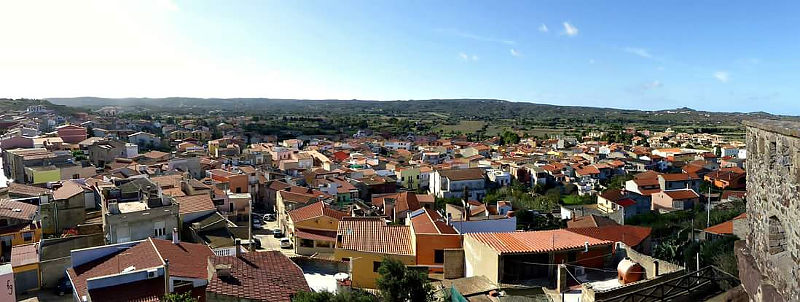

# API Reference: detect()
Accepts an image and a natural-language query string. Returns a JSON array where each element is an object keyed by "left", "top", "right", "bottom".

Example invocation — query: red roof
[
  {"left": 566, "top": 214, "right": 619, "bottom": 228},
  {"left": 11, "top": 242, "right": 38, "bottom": 268},
  {"left": 288, "top": 201, "right": 348, "bottom": 223},
  {"left": 663, "top": 189, "right": 699, "bottom": 200},
  {"left": 150, "top": 238, "right": 214, "bottom": 279},
  {"left": 174, "top": 194, "right": 216, "bottom": 215},
  {"left": 467, "top": 230, "right": 612, "bottom": 255},
  {"left": 67, "top": 240, "right": 164, "bottom": 300},
  {"left": 615, "top": 198, "right": 637, "bottom": 208},
  {"left": 567, "top": 225, "right": 652, "bottom": 248},
  {"left": 295, "top": 229, "right": 337, "bottom": 241},
  {"left": 208, "top": 251, "right": 310, "bottom": 302},
  {"left": 410, "top": 208, "right": 458, "bottom": 235},
  {"left": 704, "top": 213, "right": 747, "bottom": 235}
]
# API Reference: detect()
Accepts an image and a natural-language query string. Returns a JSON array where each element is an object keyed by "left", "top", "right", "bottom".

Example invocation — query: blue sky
[{"left": 1, "top": 1, "right": 799, "bottom": 114}]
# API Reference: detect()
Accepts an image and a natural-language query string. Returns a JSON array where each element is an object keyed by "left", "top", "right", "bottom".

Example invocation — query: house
[
  {"left": 287, "top": 201, "right": 348, "bottom": 256},
  {"left": 463, "top": 230, "right": 612, "bottom": 284},
  {"left": 67, "top": 237, "right": 214, "bottom": 302},
  {"left": 100, "top": 178, "right": 180, "bottom": 243},
  {"left": 55, "top": 125, "right": 88, "bottom": 144},
  {"left": 206, "top": 250, "right": 310, "bottom": 302},
  {"left": 651, "top": 189, "right": 700, "bottom": 213},
  {"left": 703, "top": 213, "right": 747, "bottom": 240},
  {"left": 87, "top": 140, "right": 127, "bottom": 168},
  {"left": 128, "top": 131, "right": 161, "bottom": 147},
  {"left": 704, "top": 167, "right": 746, "bottom": 190},
  {"left": 444, "top": 203, "right": 517, "bottom": 234},
  {"left": 174, "top": 194, "right": 217, "bottom": 223},
  {"left": 0, "top": 199, "right": 41, "bottom": 261},
  {"left": 486, "top": 169, "right": 511, "bottom": 187},
  {"left": 276, "top": 188, "right": 329, "bottom": 234},
  {"left": 334, "top": 217, "right": 415, "bottom": 288},
  {"left": 407, "top": 208, "right": 461, "bottom": 274},
  {"left": 3, "top": 148, "right": 70, "bottom": 183},
  {"left": 11, "top": 242, "right": 41, "bottom": 293},
  {"left": 371, "top": 191, "right": 429, "bottom": 222},
  {"left": 41, "top": 180, "right": 88, "bottom": 235},
  {"left": 658, "top": 173, "right": 701, "bottom": 192},
  {"left": 429, "top": 168, "right": 487, "bottom": 200},
  {"left": 566, "top": 214, "right": 619, "bottom": 229},
  {"left": 596, "top": 189, "right": 639, "bottom": 220}
]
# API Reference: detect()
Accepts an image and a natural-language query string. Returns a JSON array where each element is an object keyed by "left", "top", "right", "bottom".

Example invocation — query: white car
[{"left": 280, "top": 238, "right": 292, "bottom": 249}]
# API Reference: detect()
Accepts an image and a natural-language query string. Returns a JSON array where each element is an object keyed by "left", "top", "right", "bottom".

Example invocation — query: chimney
[
  {"left": 163, "top": 259, "right": 170, "bottom": 294},
  {"left": 172, "top": 228, "right": 179, "bottom": 244},
  {"left": 235, "top": 239, "right": 241, "bottom": 257}
]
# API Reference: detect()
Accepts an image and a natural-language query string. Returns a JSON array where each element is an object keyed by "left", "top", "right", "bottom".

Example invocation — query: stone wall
[{"left": 742, "top": 120, "right": 800, "bottom": 301}]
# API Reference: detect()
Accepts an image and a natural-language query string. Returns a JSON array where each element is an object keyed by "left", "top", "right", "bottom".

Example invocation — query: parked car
[
  {"left": 56, "top": 277, "right": 72, "bottom": 296},
  {"left": 252, "top": 220, "right": 262, "bottom": 229},
  {"left": 263, "top": 214, "right": 276, "bottom": 222},
  {"left": 280, "top": 238, "right": 292, "bottom": 249},
  {"left": 272, "top": 229, "right": 283, "bottom": 238}
]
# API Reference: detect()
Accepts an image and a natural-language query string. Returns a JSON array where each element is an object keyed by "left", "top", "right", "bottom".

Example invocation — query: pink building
[{"left": 55, "top": 125, "right": 87, "bottom": 144}]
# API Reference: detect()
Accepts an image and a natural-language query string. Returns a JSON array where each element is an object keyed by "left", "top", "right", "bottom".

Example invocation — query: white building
[{"left": 429, "top": 168, "right": 486, "bottom": 200}]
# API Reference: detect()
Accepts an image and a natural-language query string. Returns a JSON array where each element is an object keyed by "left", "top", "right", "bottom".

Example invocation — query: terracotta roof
[
  {"left": 207, "top": 251, "right": 310, "bottom": 302},
  {"left": 11, "top": 242, "right": 39, "bottom": 267},
  {"left": 566, "top": 214, "right": 619, "bottom": 228},
  {"left": 174, "top": 194, "right": 216, "bottom": 215},
  {"left": 567, "top": 225, "right": 652, "bottom": 248},
  {"left": 150, "top": 174, "right": 183, "bottom": 188},
  {"left": 437, "top": 168, "right": 485, "bottom": 181},
  {"left": 467, "top": 230, "right": 612, "bottom": 255},
  {"left": 67, "top": 240, "right": 163, "bottom": 300},
  {"left": 87, "top": 278, "right": 163, "bottom": 302},
  {"left": 0, "top": 199, "right": 38, "bottom": 221},
  {"left": 142, "top": 150, "right": 168, "bottom": 159},
  {"left": 162, "top": 187, "right": 186, "bottom": 197},
  {"left": 288, "top": 201, "right": 348, "bottom": 223},
  {"left": 294, "top": 229, "right": 337, "bottom": 241},
  {"left": 53, "top": 181, "right": 85, "bottom": 200},
  {"left": 410, "top": 208, "right": 458, "bottom": 235},
  {"left": 663, "top": 189, "right": 699, "bottom": 200},
  {"left": 660, "top": 173, "right": 698, "bottom": 181},
  {"left": 615, "top": 198, "right": 637, "bottom": 208},
  {"left": 599, "top": 189, "right": 625, "bottom": 202},
  {"left": 7, "top": 183, "right": 51, "bottom": 197},
  {"left": 150, "top": 238, "right": 214, "bottom": 279},
  {"left": 337, "top": 217, "right": 414, "bottom": 255},
  {"left": 704, "top": 213, "right": 747, "bottom": 235}
]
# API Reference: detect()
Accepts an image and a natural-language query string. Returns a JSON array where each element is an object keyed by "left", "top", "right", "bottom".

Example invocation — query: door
[{"left": 14, "top": 269, "right": 38, "bottom": 292}]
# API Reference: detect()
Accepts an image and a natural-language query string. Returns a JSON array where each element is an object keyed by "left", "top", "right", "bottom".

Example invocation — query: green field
[{"left": 434, "top": 120, "right": 486, "bottom": 133}]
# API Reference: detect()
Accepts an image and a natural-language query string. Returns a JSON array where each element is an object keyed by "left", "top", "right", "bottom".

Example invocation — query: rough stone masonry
[{"left": 740, "top": 119, "right": 800, "bottom": 302}]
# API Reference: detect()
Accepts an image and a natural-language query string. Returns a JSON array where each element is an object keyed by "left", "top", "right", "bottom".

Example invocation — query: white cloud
[
  {"left": 538, "top": 24, "right": 549, "bottom": 33},
  {"left": 642, "top": 80, "right": 663, "bottom": 90},
  {"left": 623, "top": 47, "right": 652, "bottom": 59},
  {"left": 510, "top": 49, "right": 521, "bottom": 57},
  {"left": 713, "top": 71, "right": 730, "bottom": 83},
  {"left": 458, "top": 52, "right": 479, "bottom": 61},
  {"left": 562, "top": 22, "right": 578, "bottom": 36}
]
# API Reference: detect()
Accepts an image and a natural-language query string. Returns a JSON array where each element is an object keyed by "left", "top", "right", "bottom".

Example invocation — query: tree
[
  {"left": 162, "top": 293, "right": 198, "bottom": 302},
  {"left": 376, "top": 257, "right": 434, "bottom": 302},
  {"left": 607, "top": 174, "right": 634, "bottom": 190},
  {"left": 293, "top": 290, "right": 378, "bottom": 302}
]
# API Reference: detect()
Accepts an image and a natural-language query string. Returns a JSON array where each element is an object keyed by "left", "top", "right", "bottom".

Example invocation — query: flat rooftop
[{"left": 117, "top": 201, "right": 149, "bottom": 213}]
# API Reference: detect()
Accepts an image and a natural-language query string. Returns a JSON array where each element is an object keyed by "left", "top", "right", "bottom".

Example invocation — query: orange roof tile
[
  {"left": 704, "top": 213, "right": 747, "bottom": 235},
  {"left": 174, "top": 194, "right": 216, "bottom": 215},
  {"left": 567, "top": 225, "right": 651, "bottom": 248},
  {"left": 337, "top": 217, "right": 413, "bottom": 255},
  {"left": 288, "top": 201, "right": 348, "bottom": 223},
  {"left": 467, "top": 230, "right": 612, "bottom": 255}
]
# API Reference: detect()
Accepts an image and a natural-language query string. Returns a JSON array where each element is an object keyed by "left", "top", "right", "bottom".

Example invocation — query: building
[
  {"left": 128, "top": 131, "right": 161, "bottom": 147},
  {"left": 407, "top": 208, "right": 462, "bottom": 274},
  {"left": 87, "top": 140, "right": 127, "bottom": 168},
  {"left": 206, "top": 250, "right": 310, "bottom": 302},
  {"left": 3, "top": 148, "right": 69, "bottom": 183},
  {"left": 651, "top": 189, "right": 699, "bottom": 213},
  {"left": 334, "top": 217, "right": 415, "bottom": 288},
  {"left": 55, "top": 125, "right": 88, "bottom": 144},
  {"left": 286, "top": 201, "right": 348, "bottom": 256},
  {"left": 100, "top": 178, "right": 180, "bottom": 243},
  {"left": 429, "top": 168, "right": 487, "bottom": 200},
  {"left": 463, "top": 230, "right": 612, "bottom": 284},
  {"left": 0, "top": 199, "right": 41, "bottom": 261},
  {"left": 41, "top": 180, "right": 88, "bottom": 235},
  {"left": 67, "top": 237, "right": 213, "bottom": 302},
  {"left": 736, "top": 120, "right": 800, "bottom": 301}
]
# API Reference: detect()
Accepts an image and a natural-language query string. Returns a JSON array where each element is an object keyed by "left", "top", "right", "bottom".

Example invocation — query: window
[
  {"left": 316, "top": 241, "right": 331, "bottom": 248},
  {"left": 154, "top": 221, "right": 166, "bottom": 238},
  {"left": 434, "top": 250, "right": 445, "bottom": 264},
  {"left": 229, "top": 203, "right": 234, "bottom": 212},
  {"left": 373, "top": 261, "right": 382, "bottom": 272},
  {"left": 236, "top": 187, "right": 242, "bottom": 193},
  {"left": 300, "top": 239, "right": 314, "bottom": 248},
  {"left": 22, "top": 232, "right": 33, "bottom": 242}
]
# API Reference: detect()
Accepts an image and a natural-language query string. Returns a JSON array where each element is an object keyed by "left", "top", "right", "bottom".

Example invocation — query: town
[{"left": 0, "top": 99, "right": 781, "bottom": 302}]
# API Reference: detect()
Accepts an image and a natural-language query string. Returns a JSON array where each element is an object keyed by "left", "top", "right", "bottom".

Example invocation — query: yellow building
[
  {"left": 287, "top": 201, "right": 348, "bottom": 256},
  {"left": 334, "top": 217, "right": 416, "bottom": 288},
  {"left": 24, "top": 166, "right": 61, "bottom": 184},
  {"left": 396, "top": 167, "right": 421, "bottom": 190},
  {"left": 0, "top": 200, "right": 42, "bottom": 260}
]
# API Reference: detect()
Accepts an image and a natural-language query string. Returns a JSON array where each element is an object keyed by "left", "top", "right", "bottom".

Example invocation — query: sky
[{"left": 1, "top": 0, "right": 799, "bottom": 114}]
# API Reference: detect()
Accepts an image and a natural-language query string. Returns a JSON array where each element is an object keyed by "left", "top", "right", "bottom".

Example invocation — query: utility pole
[{"left": 707, "top": 186, "right": 711, "bottom": 228}]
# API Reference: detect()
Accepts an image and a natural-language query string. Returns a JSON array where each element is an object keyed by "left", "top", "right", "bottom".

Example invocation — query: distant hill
[
  {"left": 47, "top": 97, "right": 796, "bottom": 126},
  {"left": 0, "top": 98, "right": 81, "bottom": 115}
]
